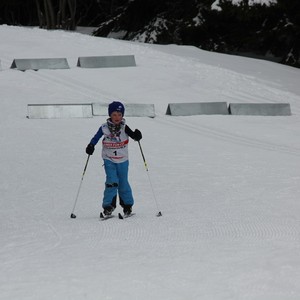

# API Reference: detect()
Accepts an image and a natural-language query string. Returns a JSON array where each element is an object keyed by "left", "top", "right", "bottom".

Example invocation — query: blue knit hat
[{"left": 108, "top": 101, "right": 125, "bottom": 116}]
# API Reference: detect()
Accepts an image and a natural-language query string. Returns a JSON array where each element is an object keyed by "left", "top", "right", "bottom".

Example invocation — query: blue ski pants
[{"left": 102, "top": 159, "right": 134, "bottom": 209}]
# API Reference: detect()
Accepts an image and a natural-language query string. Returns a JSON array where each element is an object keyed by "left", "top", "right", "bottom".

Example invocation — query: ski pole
[
  {"left": 138, "top": 141, "right": 162, "bottom": 217},
  {"left": 70, "top": 155, "right": 90, "bottom": 219}
]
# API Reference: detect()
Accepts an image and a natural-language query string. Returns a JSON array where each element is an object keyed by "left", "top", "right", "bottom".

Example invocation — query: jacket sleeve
[
  {"left": 90, "top": 126, "right": 103, "bottom": 145},
  {"left": 125, "top": 125, "right": 135, "bottom": 139}
]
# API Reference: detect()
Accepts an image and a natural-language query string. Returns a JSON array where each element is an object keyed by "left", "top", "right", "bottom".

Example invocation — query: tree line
[
  {"left": 0, "top": 0, "right": 299, "bottom": 67},
  {"left": 93, "top": 0, "right": 300, "bottom": 67},
  {"left": 0, "top": 0, "right": 125, "bottom": 30}
]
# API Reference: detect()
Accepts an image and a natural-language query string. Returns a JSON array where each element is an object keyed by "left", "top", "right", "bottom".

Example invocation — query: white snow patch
[{"left": 212, "top": 0, "right": 277, "bottom": 10}]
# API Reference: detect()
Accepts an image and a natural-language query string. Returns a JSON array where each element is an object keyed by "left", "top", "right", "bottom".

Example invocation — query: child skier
[{"left": 85, "top": 101, "right": 142, "bottom": 217}]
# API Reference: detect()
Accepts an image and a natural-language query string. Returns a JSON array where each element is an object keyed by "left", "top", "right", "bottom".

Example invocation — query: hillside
[{"left": 1, "top": 25, "right": 300, "bottom": 300}]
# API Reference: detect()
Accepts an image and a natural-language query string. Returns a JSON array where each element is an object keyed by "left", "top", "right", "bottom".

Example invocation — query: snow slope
[{"left": 1, "top": 25, "right": 300, "bottom": 300}]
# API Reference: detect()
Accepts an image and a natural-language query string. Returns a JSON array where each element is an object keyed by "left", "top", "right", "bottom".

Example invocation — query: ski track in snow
[
  {"left": 1, "top": 218, "right": 62, "bottom": 270},
  {"left": 157, "top": 116, "right": 300, "bottom": 157},
  {"left": 26, "top": 68, "right": 118, "bottom": 103},
  {"left": 62, "top": 211, "right": 300, "bottom": 247}
]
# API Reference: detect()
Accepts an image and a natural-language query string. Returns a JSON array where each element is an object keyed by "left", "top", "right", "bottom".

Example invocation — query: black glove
[
  {"left": 134, "top": 129, "right": 142, "bottom": 141},
  {"left": 86, "top": 143, "right": 95, "bottom": 155}
]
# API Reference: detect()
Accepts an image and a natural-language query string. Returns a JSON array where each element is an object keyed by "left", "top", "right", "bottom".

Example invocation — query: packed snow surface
[{"left": 1, "top": 25, "right": 300, "bottom": 300}]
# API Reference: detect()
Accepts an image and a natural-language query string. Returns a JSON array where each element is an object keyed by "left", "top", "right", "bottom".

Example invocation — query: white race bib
[{"left": 101, "top": 123, "right": 129, "bottom": 163}]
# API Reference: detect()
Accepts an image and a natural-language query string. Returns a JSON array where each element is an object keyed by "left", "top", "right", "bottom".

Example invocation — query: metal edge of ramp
[
  {"left": 27, "top": 103, "right": 93, "bottom": 119},
  {"left": 166, "top": 102, "right": 229, "bottom": 116},
  {"left": 77, "top": 55, "right": 136, "bottom": 68},
  {"left": 11, "top": 58, "right": 70, "bottom": 71},
  {"left": 228, "top": 103, "right": 291, "bottom": 116},
  {"left": 92, "top": 103, "right": 155, "bottom": 118}
]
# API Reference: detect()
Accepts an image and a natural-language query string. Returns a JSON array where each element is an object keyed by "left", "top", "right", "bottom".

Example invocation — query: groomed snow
[{"left": 1, "top": 25, "right": 300, "bottom": 300}]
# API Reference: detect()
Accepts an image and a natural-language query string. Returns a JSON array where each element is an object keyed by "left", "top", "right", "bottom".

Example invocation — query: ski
[
  {"left": 100, "top": 212, "right": 115, "bottom": 220},
  {"left": 118, "top": 212, "right": 135, "bottom": 219},
  {"left": 100, "top": 212, "right": 135, "bottom": 220}
]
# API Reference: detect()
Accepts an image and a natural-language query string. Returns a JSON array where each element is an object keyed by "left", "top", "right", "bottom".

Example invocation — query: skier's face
[{"left": 110, "top": 111, "right": 123, "bottom": 124}]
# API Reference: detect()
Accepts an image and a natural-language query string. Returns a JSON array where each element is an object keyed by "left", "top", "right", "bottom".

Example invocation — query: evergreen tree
[{"left": 0, "top": 0, "right": 299, "bottom": 67}]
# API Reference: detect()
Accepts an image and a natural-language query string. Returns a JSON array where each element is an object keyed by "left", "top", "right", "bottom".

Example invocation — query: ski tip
[
  {"left": 100, "top": 212, "right": 115, "bottom": 220},
  {"left": 119, "top": 212, "right": 135, "bottom": 219}
]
